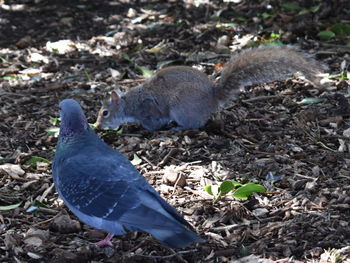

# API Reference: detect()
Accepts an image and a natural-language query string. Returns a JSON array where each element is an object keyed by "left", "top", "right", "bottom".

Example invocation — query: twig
[
  {"left": 144, "top": 171, "right": 164, "bottom": 176},
  {"left": 57, "top": 58, "right": 97, "bottom": 62},
  {"left": 242, "top": 95, "right": 283, "bottom": 103},
  {"left": 180, "top": 198, "right": 233, "bottom": 206},
  {"left": 129, "top": 248, "right": 198, "bottom": 259},
  {"left": 32, "top": 213, "right": 60, "bottom": 226},
  {"left": 38, "top": 183, "right": 55, "bottom": 202},
  {"left": 37, "top": 207, "right": 59, "bottom": 215},
  {"left": 158, "top": 148, "right": 179, "bottom": 166},
  {"left": 172, "top": 172, "right": 184, "bottom": 194},
  {"left": 211, "top": 224, "right": 241, "bottom": 233},
  {"left": 141, "top": 156, "right": 156, "bottom": 168}
]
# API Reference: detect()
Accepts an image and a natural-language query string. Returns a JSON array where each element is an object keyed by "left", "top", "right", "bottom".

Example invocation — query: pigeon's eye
[{"left": 102, "top": 110, "right": 109, "bottom": 117}]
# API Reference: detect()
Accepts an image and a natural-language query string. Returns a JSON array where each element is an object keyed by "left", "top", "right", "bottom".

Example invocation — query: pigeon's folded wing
[
  {"left": 54, "top": 153, "right": 189, "bottom": 234},
  {"left": 55, "top": 153, "right": 142, "bottom": 219}
]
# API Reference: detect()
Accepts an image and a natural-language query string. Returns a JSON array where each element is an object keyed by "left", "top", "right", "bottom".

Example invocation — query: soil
[{"left": 1, "top": 0, "right": 350, "bottom": 262}]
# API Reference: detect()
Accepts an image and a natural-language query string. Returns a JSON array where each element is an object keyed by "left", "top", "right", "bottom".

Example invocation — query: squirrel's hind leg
[
  {"left": 170, "top": 111, "right": 210, "bottom": 131},
  {"left": 140, "top": 117, "right": 170, "bottom": 131}
]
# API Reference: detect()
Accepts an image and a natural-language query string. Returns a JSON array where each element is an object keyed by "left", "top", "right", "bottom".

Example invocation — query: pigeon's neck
[
  {"left": 60, "top": 117, "right": 89, "bottom": 137},
  {"left": 58, "top": 126, "right": 93, "bottom": 146}
]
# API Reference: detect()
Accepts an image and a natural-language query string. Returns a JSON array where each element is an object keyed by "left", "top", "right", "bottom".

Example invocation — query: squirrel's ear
[{"left": 111, "top": 91, "right": 120, "bottom": 103}]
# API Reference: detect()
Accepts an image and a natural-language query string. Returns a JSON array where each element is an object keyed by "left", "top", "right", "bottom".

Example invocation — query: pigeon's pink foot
[{"left": 95, "top": 233, "right": 114, "bottom": 247}]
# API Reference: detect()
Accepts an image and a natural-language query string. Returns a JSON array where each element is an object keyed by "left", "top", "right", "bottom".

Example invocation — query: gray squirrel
[{"left": 96, "top": 46, "right": 325, "bottom": 131}]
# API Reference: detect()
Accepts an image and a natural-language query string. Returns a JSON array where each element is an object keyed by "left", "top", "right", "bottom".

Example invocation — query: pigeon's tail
[{"left": 148, "top": 227, "right": 204, "bottom": 249}]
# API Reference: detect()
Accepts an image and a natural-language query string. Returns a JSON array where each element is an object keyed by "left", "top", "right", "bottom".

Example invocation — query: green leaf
[
  {"left": 260, "top": 12, "right": 272, "bottom": 19},
  {"left": 0, "top": 56, "right": 8, "bottom": 63},
  {"left": 145, "top": 44, "right": 167, "bottom": 53},
  {"left": 281, "top": 2, "right": 301, "bottom": 12},
  {"left": 236, "top": 16, "right": 248, "bottom": 22},
  {"left": 46, "top": 127, "right": 60, "bottom": 137},
  {"left": 270, "top": 32, "right": 281, "bottom": 39},
  {"left": 231, "top": 180, "right": 243, "bottom": 187},
  {"left": 131, "top": 154, "right": 142, "bottom": 165},
  {"left": 263, "top": 40, "right": 283, "bottom": 46},
  {"left": 0, "top": 201, "right": 22, "bottom": 211},
  {"left": 137, "top": 66, "right": 154, "bottom": 78},
  {"left": 101, "top": 127, "right": 123, "bottom": 138},
  {"left": 296, "top": 97, "right": 326, "bottom": 105},
  {"left": 219, "top": 180, "right": 235, "bottom": 194},
  {"left": 331, "top": 24, "right": 350, "bottom": 36},
  {"left": 310, "top": 4, "right": 321, "bottom": 13},
  {"left": 84, "top": 70, "right": 92, "bottom": 81},
  {"left": 49, "top": 116, "right": 60, "bottom": 126},
  {"left": 328, "top": 72, "right": 350, "bottom": 81},
  {"left": 1, "top": 75, "right": 17, "bottom": 80},
  {"left": 298, "top": 8, "right": 309, "bottom": 15},
  {"left": 317, "top": 30, "right": 336, "bottom": 40},
  {"left": 26, "top": 156, "right": 51, "bottom": 168},
  {"left": 157, "top": 60, "right": 177, "bottom": 69},
  {"left": 233, "top": 183, "right": 266, "bottom": 199},
  {"left": 89, "top": 122, "right": 97, "bottom": 130},
  {"left": 203, "top": 185, "right": 213, "bottom": 195},
  {"left": 122, "top": 53, "right": 133, "bottom": 62}
]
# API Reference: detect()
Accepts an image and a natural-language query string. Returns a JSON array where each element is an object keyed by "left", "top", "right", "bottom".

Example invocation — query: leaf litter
[{"left": 1, "top": 0, "right": 350, "bottom": 262}]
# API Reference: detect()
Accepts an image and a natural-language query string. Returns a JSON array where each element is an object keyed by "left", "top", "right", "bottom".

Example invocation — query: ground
[{"left": 1, "top": 0, "right": 350, "bottom": 262}]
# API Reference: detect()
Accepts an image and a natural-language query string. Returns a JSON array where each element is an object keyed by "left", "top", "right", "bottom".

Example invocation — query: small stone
[
  {"left": 135, "top": 248, "right": 143, "bottom": 254},
  {"left": 86, "top": 229, "right": 105, "bottom": 240},
  {"left": 292, "top": 180, "right": 307, "bottom": 191},
  {"left": 312, "top": 166, "right": 320, "bottom": 177},
  {"left": 163, "top": 169, "right": 187, "bottom": 187},
  {"left": 252, "top": 208, "right": 269, "bottom": 217},
  {"left": 36, "top": 162, "right": 49, "bottom": 171},
  {"left": 4, "top": 232, "right": 17, "bottom": 249},
  {"left": 51, "top": 214, "right": 81, "bottom": 233},
  {"left": 184, "top": 135, "right": 192, "bottom": 145},
  {"left": 24, "top": 236, "right": 43, "bottom": 247},
  {"left": 182, "top": 208, "right": 195, "bottom": 215},
  {"left": 104, "top": 247, "right": 115, "bottom": 258},
  {"left": 60, "top": 17, "right": 73, "bottom": 25},
  {"left": 0, "top": 164, "right": 25, "bottom": 178},
  {"left": 16, "top": 36, "right": 32, "bottom": 48},
  {"left": 27, "top": 252, "right": 42, "bottom": 259},
  {"left": 305, "top": 181, "right": 317, "bottom": 190},
  {"left": 26, "top": 228, "right": 50, "bottom": 241},
  {"left": 126, "top": 8, "right": 137, "bottom": 18}
]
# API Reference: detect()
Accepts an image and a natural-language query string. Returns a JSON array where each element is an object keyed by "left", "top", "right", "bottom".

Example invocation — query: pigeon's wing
[
  {"left": 55, "top": 151, "right": 184, "bottom": 229},
  {"left": 55, "top": 152, "right": 143, "bottom": 219},
  {"left": 54, "top": 151, "right": 149, "bottom": 236}
]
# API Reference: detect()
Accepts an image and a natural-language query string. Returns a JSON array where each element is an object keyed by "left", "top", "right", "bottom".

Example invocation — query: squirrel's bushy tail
[{"left": 214, "top": 46, "right": 327, "bottom": 105}]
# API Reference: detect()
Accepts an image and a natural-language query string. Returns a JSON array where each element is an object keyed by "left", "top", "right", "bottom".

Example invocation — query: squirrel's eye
[{"left": 102, "top": 110, "right": 109, "bottom": 117}]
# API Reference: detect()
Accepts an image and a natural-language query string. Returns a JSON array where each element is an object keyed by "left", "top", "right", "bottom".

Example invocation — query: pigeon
[{"left": 52, "top": 99, "right": 203, "bottom": 248}]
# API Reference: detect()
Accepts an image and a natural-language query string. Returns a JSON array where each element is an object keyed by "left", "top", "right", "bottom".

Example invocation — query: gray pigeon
[{"left": 52, "top": 99, "right": 203, "bottom": 248}]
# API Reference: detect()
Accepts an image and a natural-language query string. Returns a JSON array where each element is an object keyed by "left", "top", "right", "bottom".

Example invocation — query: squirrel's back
[
  {"left": 215, "top": 46, "right": 326, "bottom": 103},
  {"left": 141, "top": 66, "right": 214, "bottom": 103}
]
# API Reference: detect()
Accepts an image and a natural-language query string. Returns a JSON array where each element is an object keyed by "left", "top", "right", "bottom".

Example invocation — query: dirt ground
[{"left": 1, "top": 0, "right": 350, "bottom": 262}]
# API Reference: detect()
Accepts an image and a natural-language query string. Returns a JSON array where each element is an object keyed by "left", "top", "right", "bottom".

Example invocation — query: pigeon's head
[{"left": 59, "top": 99, "right": 89, "bottom": 137}]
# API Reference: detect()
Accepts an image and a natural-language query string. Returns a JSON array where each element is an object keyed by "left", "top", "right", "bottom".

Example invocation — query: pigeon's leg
[{"left": 95, "top": 233, "right": 114, "bottom": 247}]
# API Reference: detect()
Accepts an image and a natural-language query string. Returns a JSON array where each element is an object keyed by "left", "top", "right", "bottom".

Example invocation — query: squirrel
[{"left": 95, "top": 46, "right": 326, "bottom": 131}]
